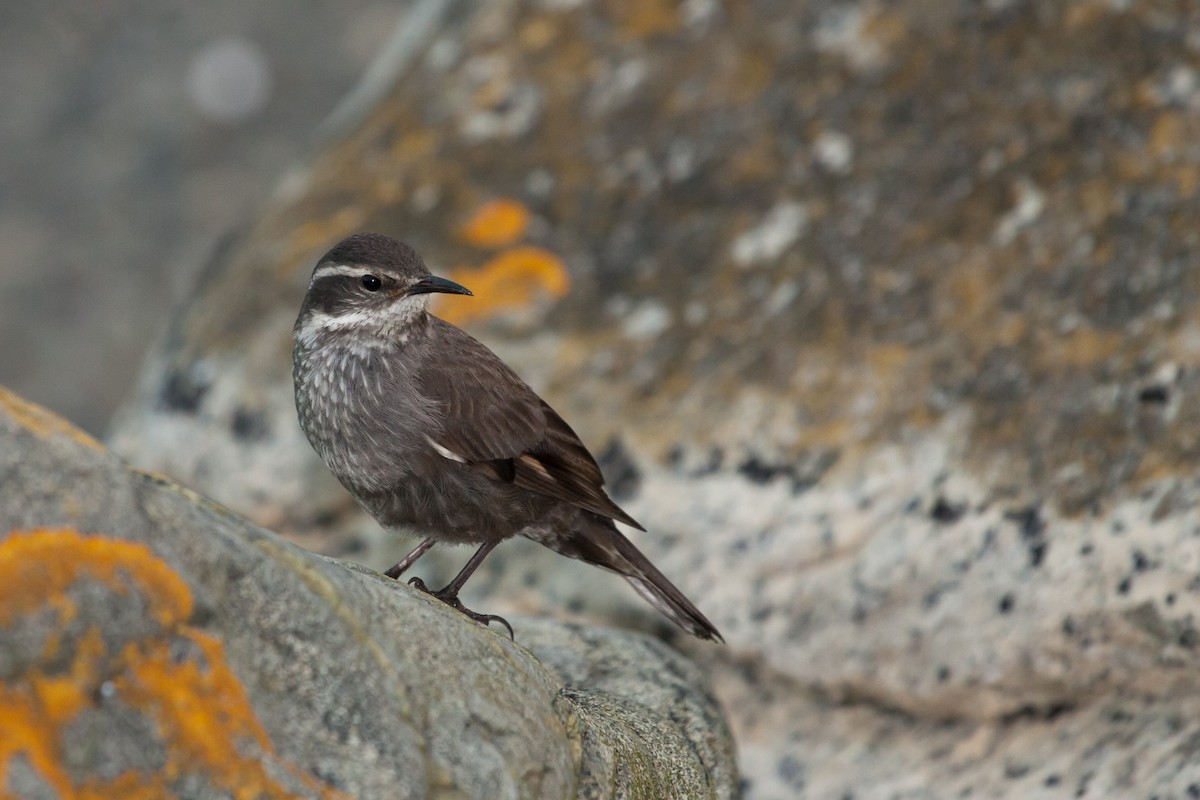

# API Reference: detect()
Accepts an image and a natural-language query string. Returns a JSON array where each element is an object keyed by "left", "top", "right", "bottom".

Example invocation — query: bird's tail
[{"left": 562, "top": 516, "right": 723, "bottom": 642}]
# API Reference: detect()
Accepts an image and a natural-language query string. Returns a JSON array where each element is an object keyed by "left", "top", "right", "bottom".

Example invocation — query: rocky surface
[
  {"left": 0, "top": 387, "right": 735, "bottom": 799},
  {"left": 105, "top": 0, "right": 1200, "bottom": 797}
]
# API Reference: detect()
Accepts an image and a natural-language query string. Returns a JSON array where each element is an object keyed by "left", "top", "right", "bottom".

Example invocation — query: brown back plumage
[
  {"left": 416, "top": 317, "right": 643, "bottom": 530},
  {"left": 415, "top": 319, "right": 721, "bottom": 641}
]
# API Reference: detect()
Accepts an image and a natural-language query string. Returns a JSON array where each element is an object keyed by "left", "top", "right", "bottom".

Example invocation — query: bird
[{"left": 292, "top": 232, "right": 721, "bottom": 641}]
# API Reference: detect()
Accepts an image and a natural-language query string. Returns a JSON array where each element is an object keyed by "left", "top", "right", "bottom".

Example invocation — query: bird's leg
[
  {"left": 408, "top": 540, "right": 514, "bottom": 638},
  {"left": 384, "top": 537, "right": 436, "bottom": 579}
]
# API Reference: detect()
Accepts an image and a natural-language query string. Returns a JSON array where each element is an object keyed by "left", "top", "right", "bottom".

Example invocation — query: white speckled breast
[{"left": 293, "top": 332, "right": 436, "bottom": 495}]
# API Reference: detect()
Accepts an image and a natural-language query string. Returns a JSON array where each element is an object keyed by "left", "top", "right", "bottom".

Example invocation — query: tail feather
[{"left": 562, "top": 518, "right": 723, "bottom": 642}]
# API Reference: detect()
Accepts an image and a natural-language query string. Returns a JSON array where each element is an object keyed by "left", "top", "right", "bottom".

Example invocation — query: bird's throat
[{"left": 294, "top": 301, "right": 429, "bottom": 348}]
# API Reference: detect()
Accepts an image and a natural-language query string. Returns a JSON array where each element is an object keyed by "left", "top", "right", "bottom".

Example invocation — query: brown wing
[{"left": 416, "top": 318, "right": 643, "bottom": 530}]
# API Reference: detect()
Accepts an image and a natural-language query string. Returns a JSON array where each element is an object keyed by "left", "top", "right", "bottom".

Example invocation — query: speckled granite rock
[
  {"left": 714, "top": 656, "right": 1200, "bottom": 799},
  {"left": 107, "top": 0, "right": 1200, "bottom": 797},
  {"left": 0, "top": 387, "right": 734, "bottom": 799}
]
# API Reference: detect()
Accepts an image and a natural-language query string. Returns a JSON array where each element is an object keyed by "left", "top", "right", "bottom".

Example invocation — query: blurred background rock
[
  {"left": 9, "top": 0, "right": 1200, "bottom": 797},
  {"left": 0, "top": 1, "right": 404, "bottom": 433}
]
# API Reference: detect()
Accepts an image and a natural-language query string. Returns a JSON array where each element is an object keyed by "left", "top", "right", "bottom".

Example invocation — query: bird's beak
[{"left": 407, "top": 275, "right": 473, "bottom": 297}]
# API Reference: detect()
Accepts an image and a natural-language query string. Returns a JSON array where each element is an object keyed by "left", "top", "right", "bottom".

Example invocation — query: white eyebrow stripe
[
  {"left": 294, "top": 310, "right": 379, "bottom": 346},
  {"left": 310, "top": 264, "right": 376, "bottom": 283},
  {"left": 300, "top": 309, "right": 379, "bottom": 332}
]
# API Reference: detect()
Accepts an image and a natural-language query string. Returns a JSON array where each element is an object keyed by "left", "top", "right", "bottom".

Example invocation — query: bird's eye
[{"left": 360, "top": 274, "right": 382, "bottom": 291}]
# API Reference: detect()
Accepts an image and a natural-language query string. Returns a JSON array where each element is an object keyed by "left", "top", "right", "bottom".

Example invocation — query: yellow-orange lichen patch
[
  {"left": 459, "top": 198, "right": 532, "bottom": 249},
  {"left": 1172, "top": 163, "right": 1200, "bottom": 198},
  {"left": 0, "top": 629, "right": 109, "bottom": 797},
  {"left": 1035, "top": 326, "right": 1124, "bottom": 369},
  {"left": 76, "top": 771, "right": 173, "bottom": 800},
  {"left": 386, "top": 128, "right": 437, "bottom": 164},
  {"left": 519, "top": 16, "right": 559, "bottom": 50},
  {"left": 115, "top": 632, "right": 298, "bottom": 800},
  {"left": 0, "top": 669, "right": 82, "bottom": 797},
  {"left": 0, "top": 528, "right": 348, "bottom": 799},
  {"left": 435, "top": 246, "right": 570, "bottom": 326},
  {"left": 0, "top": 387, "right": 104, "bottom": 452},
  {"left": 0, "top": 529, "right": 191, "bottom": 631},
  {"left": 1148, "top": 112, "right": 1187, "bottom": 160},
  {"left": 612, "top": 0, "right": 681, "bottom": 39}
]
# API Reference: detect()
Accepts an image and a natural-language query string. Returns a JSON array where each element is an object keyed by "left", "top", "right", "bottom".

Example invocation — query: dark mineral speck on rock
[
  {"left": 159, "top": 368, "right": 209, "bottom": 413},
  {"left": 230, "top": 407, "right": 269, "bottom": 441},
  {"left": 596, "top": 437, "right": 642, "bottom": 501},
  {"left": 930, "top": 496, "right": 965, "bottom": 524}
]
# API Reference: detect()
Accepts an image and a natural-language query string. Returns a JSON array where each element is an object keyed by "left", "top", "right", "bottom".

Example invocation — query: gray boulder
[{"left": 0, "top": 387, "right": 735, "bottom": 799}]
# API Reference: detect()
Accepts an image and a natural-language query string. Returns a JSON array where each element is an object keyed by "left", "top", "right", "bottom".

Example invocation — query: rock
[
  {"left": 106, "top": 1, "right": 1200, "bottom": 796},
  {"left": 0, "top": 387, "right": 735, "bottom": 799},
  {"left": 520, "top": 621, "right": 737, "bottom": 799},
  {"left": 713, "top": 656, "right": 1200, "bottom": 799}
]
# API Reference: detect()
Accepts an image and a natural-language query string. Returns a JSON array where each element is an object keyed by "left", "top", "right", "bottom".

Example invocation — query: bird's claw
[
  {"left": 406, "top": 577, "right": 514, "bottom": 639},
  {"left": 454, "top": 605, "right": 515, "bottom": 640}
]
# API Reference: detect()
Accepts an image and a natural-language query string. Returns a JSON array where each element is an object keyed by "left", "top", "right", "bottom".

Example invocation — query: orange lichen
[
  {"left": 459, "top": 198, "right": 532, "bottom": 249},
  {"left": 435, "top": 246, "right": 570, "bottom": 326},
  {"left": 1148, "top": 112, "right": 1185, "bottom": 159},
  {"left": 519, "top": 16, "right": 559, "bottom": 50},
  {"left": 77, "top": 771, "right": 173, "bottom": 800},
  {"left": 1064, "top": 1, "right": 1106, "bottom": 30},
  {"left": 794, "top": 418, "right": 854, "bottom": 450},
  {"left": 0, "top": 529, "right": 191, "bottom": 631},
  {"left": 992, "top": 314, "right": 1028, "bottom": 348},
  {"left": 861, "top": 7, "right": 907, "bottom": 62},
  {"left": 1036, "top": 326, "right": 1124, "bottom": 369},
  {"left": 0, "top": 684, "right": 75, "bottom": 797},
  {"left": 0, "top": 629, "right": 110, "bottom": 797},
  {"left": 612, "top": 0, "right": 681, "bottom": 39},
  {"left": 0, "top": 528, "right": 348, "bottom": 799},
  {"left": 115, "top": 632, "right": 298, "bottom": 799},
  {"left": 1174, "top": 163, "right": 1200, "bottom": 197},
  {"left": 0, "top": 387, "right": 104, "bottom": 452},
  {"left": 386, "top": 129, "right": 437, "bottom": 163}
]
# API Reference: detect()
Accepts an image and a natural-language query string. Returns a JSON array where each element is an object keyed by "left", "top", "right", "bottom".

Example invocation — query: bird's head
[{"left": 294, "top": 233, "right": 471, "bottom": 343}]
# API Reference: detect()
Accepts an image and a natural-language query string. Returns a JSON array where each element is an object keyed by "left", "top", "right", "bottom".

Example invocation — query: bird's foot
[{"left": 407, "top": 577, "right": 515, "bottom": 639}]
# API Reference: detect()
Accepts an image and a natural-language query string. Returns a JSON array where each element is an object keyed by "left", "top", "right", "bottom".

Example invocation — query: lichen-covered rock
[
  {"left": 106, "top": 0, "right": 1200, "bottom": 796},
  {"left": 0, "top": 388, "right": 734, "bottom": 799},
  {"left": 521, "top": 621, "right": 737, "bottom": 800}
]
